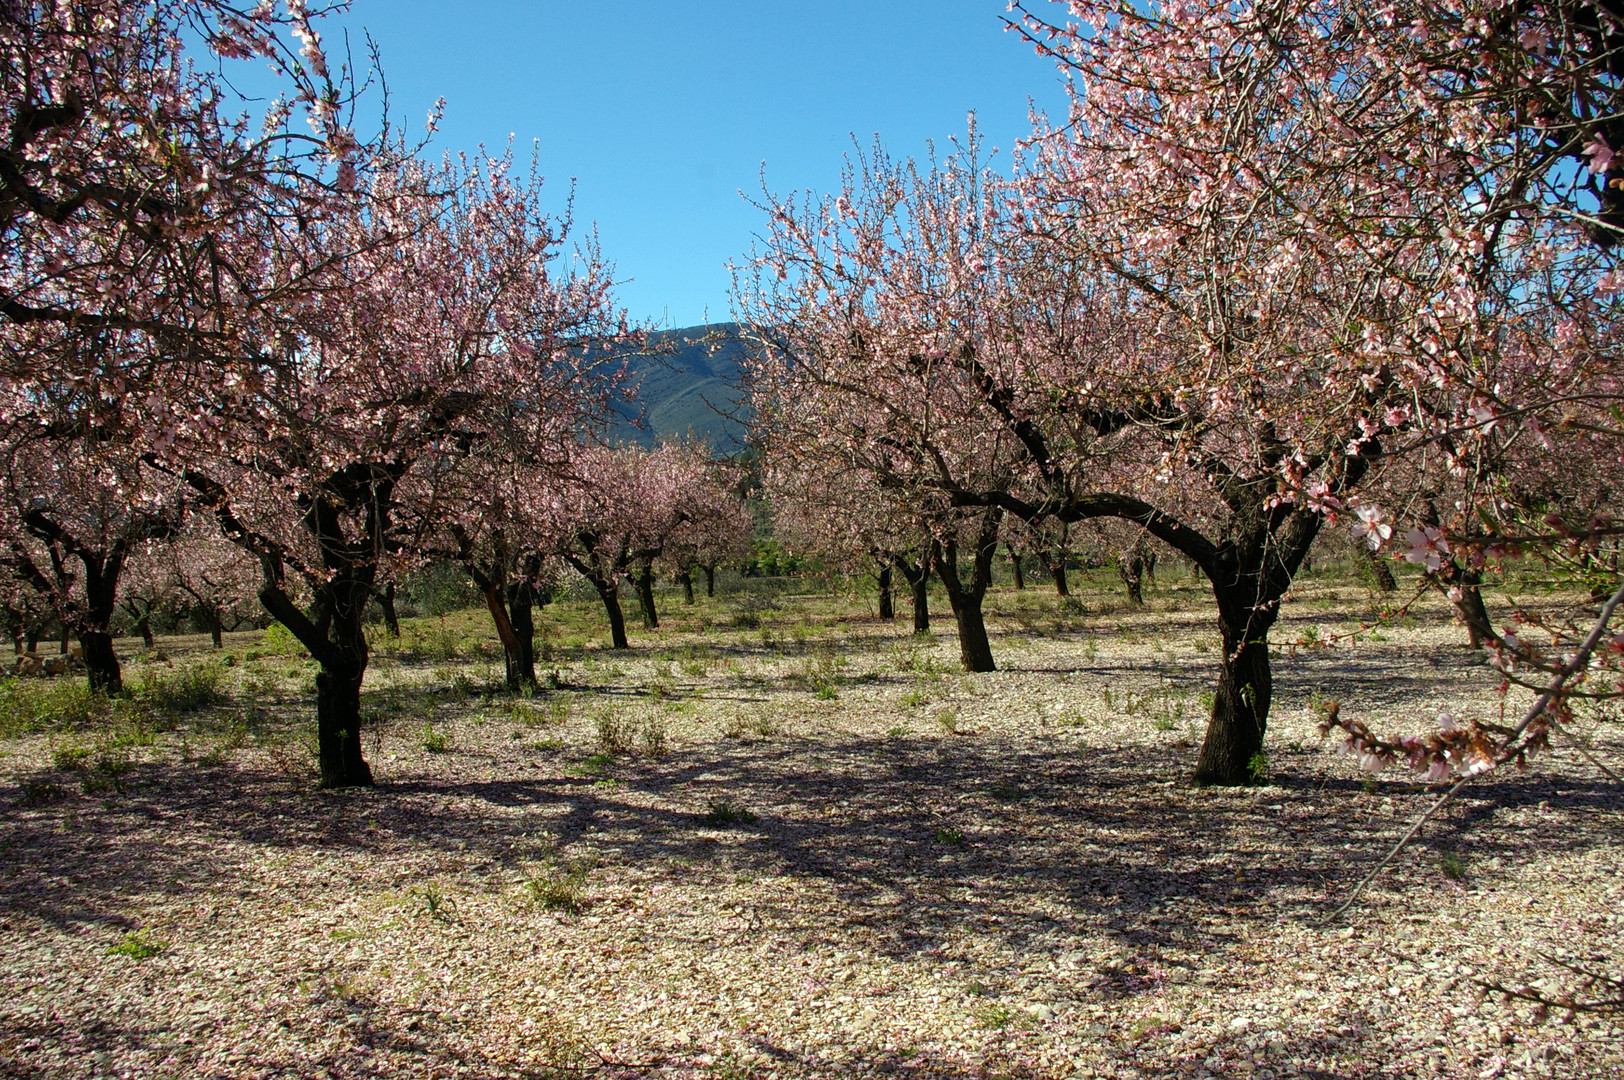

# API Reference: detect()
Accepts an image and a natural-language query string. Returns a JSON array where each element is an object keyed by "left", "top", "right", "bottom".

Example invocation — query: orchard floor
[{"left": 1, "top": 572, "right": 1621, "bottom": 1080}]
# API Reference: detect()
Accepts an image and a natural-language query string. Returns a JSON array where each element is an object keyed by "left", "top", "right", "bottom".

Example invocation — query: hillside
[{"left": 603, "top": 323, "right": 754, "bottom": 453}]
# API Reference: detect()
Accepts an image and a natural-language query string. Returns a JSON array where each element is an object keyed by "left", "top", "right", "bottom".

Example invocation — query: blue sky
[{"left": 312, "top": 1, "right": 1068, "bottom": 328}]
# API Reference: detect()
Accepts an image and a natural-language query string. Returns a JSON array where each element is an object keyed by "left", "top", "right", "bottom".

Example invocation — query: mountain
[{"left": 602, "top": 323, "right": 754, "bottom": 453}]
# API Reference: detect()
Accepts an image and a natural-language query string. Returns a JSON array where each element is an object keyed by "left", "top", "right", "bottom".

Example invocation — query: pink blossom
[{"left": 1403, "top": 526, "right": 1449, "bottom": 571}]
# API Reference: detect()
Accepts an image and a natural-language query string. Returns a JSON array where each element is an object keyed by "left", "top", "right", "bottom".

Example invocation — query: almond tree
[
  {"left": 739, "top": 132, "right": 1029, "bottom": 672},
  {"left": 553, "top": 443, "right": 713, "bottom": 649},
  {"left": 172, "top": 154, "right": 627, "bottom": 788},
  {"left": 0, "top": 434, "right": 184, "bottom": 692}
]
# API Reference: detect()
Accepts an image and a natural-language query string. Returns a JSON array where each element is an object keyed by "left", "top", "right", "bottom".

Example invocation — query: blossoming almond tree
[
  {"left": 552, "top": 442, "right": 717, "bottom": 649},
  {"left": 170, "top": 153, "right": 628, "bottom": 788}
]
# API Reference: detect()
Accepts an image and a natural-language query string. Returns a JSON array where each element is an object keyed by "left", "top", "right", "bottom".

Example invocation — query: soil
[{"left": 1, "top": 574, "right": 1619, "bottom": 1079}]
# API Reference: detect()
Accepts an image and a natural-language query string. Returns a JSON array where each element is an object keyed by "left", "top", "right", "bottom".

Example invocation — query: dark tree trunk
[
  {"left": 895, "top": 556, "right": 930, "bottom": 632},
  {"left": 1120, "top": 553, "right": 1145, "bottom": 606},
  {"left": 196, "top": 604, "right": 224, "bottom": 648},
  {"left": 1359, "top": 544, "right": 1397, "bottom": 592},
  {"left": 132, "top": 607, "right": 155, "bottom": 649},
  {"left": 314, "top": 661, "right": 373, "bottom": 789},
  {"left": 600, "top": 582, "right": 629, "bottom": 649},
  {"left": 505, "top": 581, "right": 539, "bottom": 690},
  {"left": 1187, "top": 511, "right": 1322, "bottom": 786},
  {"left": 934, "top": 509, "right": 1001, "bottom": 673},
  {"left": 76, "top": 555, "right": 124, "bottom": 695},
  {"left": 1009, "top": 548, "right": 1025, "bottom": 590},
  {"left": 703, "top": 564, "right": 716, "bottom": 597},
  {"left": 1048, "top": 558, "right": 1069, "bottom": 597},
  {"left": 876, "top": 564, "right": 895, "bottom": 620},
  {"left": 380, "top": 583, "right": 401, "bottom": 636},
  {"left": 1194, "top": 606, "right": 1274, "bottom": 786},
  {"left": 1144, "top": 551, "right": 1157, "bottom": 584},
  {"left": 635, "top": 558, "right": 658, "bottom": 629},
  {"left": 678, "top": 568, "right": 695, "bottom": 605},
  {"left": 481, "top": 582, "right": 539, "bottom": 693}
]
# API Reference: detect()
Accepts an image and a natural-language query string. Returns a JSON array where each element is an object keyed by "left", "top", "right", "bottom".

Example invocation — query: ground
[{"left": 0, "top": 567, "right": 1620, "bottom": 1080}]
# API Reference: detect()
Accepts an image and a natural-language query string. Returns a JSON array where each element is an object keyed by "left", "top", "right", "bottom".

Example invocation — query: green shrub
[
  {"left": 108, "top": 929, "right": 166, "bottom": 960},
  {"left": 700, "top": 799, "right": 756, "bottom": 827},
  {"left": 523, "top": 864, "right": 588, "bottom": 914},
  {"left": 0, "top": 678, "right": 114, "bottom": 736},
  {"left": 137, "top": 663, "right": 229, "bottom": 715}
]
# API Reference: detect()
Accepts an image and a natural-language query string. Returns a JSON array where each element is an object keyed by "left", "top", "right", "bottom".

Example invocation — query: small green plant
[
  {"left": 974, "top": 1003, "right": 1015, "bottom": 1030},
  {"left": 638, "top": 715, "right": 668, "bottom": 758},
  {"left": 108, "top": 928, "right": 166, "bottom": 960},
  {"left": 935, "top": 826, "right": 966, "bottom": 847},
  {"left": 1152, "top": 716, "right": 1176, "bottom": 732},
  {"left": 421, "top": 723, "right": 452, "bottom": 754},
  {"left": 813, "top": 683, "right": 838, "bottom": 701},
  {"left": 594, "top": 713, "right": 631, "bottom": 756},
  {"left": 524, "top": 864, "right": 588, "bottom": 913},
  {"left": 20, "top": 777, "right": 66, "bottom": 805},
  {"left": 701, "top": 799, "right": 757, "bottom": 827},
  {"left": 1439, "top": 851, "right": 1467, "bottom": 881},
  {"left": 886, "top": 724, "right": 908, "bottom": 738},
  {"left": 572, "top": 752, "right": 613, "bottom": 776},
  {"left": 1247, "top": 750, "right": 1269, "bottom": 783},
  {"left": 900, "top": 687, "right": 927, "bottom": 709},
  {"left": 935, "top": 707, "right": 959, "bottom": 735},
  {"left": 137, "top": 663, "right": 229, "bottom": 714},
  {"left": 409, "top": 882, "right": 456, "bottom": 924}
]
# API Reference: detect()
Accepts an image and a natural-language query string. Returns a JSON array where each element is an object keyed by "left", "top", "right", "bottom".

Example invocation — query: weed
[
  {"left": 1153, "top": 716, "right": 1176, "bottom": 732},
  {"left": 409, "top": 882, "right": 456, "bottom": 924},
  {"left": 886, "top": 725, "right": 907, "bottom": 737},
  {"left": 137, "top": 663, "right": 229, "bottom": 715},
  {"left": 19, "top": 777, "right": 66, "bottom": 805},
  {"left": 701, "top": 799, "right": 757, "bottom": 827},
  {"left": 421, "top": 723, "right": 453, "bottom": 754},
  {"left": 1247, "top": 750, "right": 1270, "bottom": 783},
  {"left": 935, "top": 826, "right": 967, "bottom": 847},
  {"left": 572, "top": 752, "right": 613, "bottom": 776},
  {"left": 638, "top": 715, "right": 668, "bottom": 758},
  {"left": 813, "top": 683, "right": 838, "bottom": 701},
  {"left": 935, "top": 708, "right": 959, "bottom": 735},
  {"left": 524, "top": 864, "right": 588, "bottom": 914},
  {"left": 900, "top": 687, "right": 928, "bottom": 709},
  {"left": 1439, "top": 851, "right": 1467, "bottom": 881},
  {"left": 974, "top": 1003, "right": 1015, "bottom": 1030},
  {"left": 108, "top": 928, "right": 166, "bottom": 960},
  {"left": 594, "top": 712, "right": 631, "bottom": 756}
]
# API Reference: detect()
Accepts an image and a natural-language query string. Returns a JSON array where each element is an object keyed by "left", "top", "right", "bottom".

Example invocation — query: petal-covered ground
[{"left": 1, "top": 574, "right": 1619, "bottom": 1079}]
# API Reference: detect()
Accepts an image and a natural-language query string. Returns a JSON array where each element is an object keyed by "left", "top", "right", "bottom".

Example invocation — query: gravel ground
[{"left": 1, "top": 578, "right": 1620, "bottom": 1079}]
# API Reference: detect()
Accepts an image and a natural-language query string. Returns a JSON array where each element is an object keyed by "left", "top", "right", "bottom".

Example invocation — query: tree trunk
[
  {"left": 703, "top": 564, "right": 716, "bottom": 597},
  {"left": 314, "top": 661, "right": 374, "bottom": 789},
  {"left": 482, "top": 582, "right": 538, "bottom": 693},
  {"left": 895, "top": 556, "right": 929, "bottom": 632},
  {"left": 876, "top": 565, "right": 894, "bottom": 620},
  {"left": 1009, "top": 548, "right": 1025, "bottom": 590},
  {"left": 635, "top": 558, "right": 658, "bottom": 629},
  {"left": 1359, "top": 544, "right": 1397, "bottom": 592},
  {"left": 934, "top": 509, "right": 1001, "bottom": 673},
  {"left": 678, "top": 568, "right": 695, "bottom": 605},
  {"left": 380, "top": 583, "right": 401, "bottom": 636},
  {"left": 506, "top": 581, "right": 539, "bottom": 691},
  {"left": 77, "top": 556, "right": 124, "bottom": 695},
  {"left": 1049, "top": 559, "right": 1069, "bottom": 597},
  {"left": 1120, "top": 554, "right": 1145, "bottom": 606},
  {"left": 1193, "top": 609, "right": 1273, "bottom": 786},
  {"left": 133, "top": 608, "right": 154, "bottom": 649},
  {"left": 597, "top": 581, "right": 629, "bottom": 650}
]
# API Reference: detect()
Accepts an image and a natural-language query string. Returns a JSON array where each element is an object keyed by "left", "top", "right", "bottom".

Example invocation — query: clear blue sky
[{"left": 314, "top": 1, "right": 1068, "bottom": 328}]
